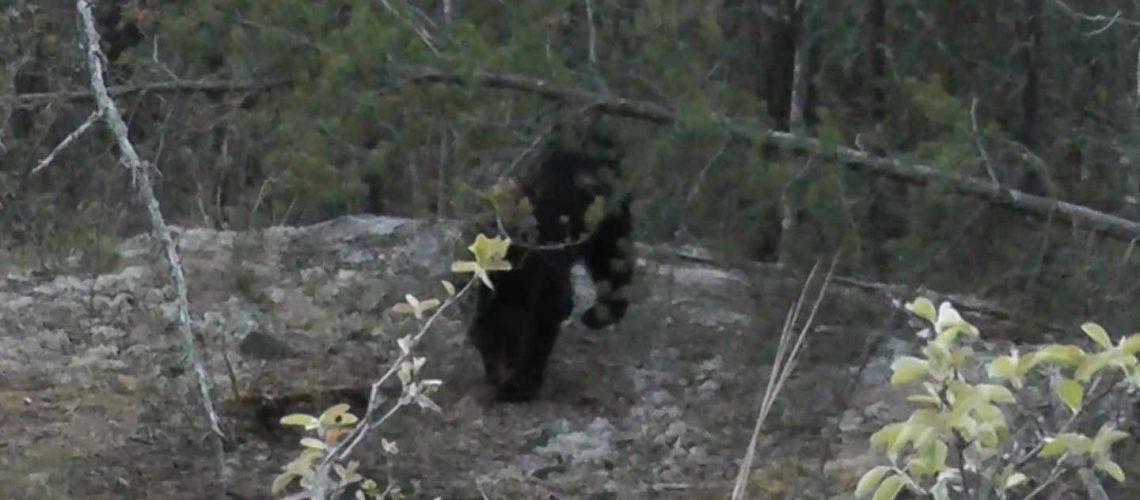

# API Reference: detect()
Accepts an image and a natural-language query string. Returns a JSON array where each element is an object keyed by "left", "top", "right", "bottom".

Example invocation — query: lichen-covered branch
[{"left": 75, "top": 0, "right": 227, "bottom": 494}]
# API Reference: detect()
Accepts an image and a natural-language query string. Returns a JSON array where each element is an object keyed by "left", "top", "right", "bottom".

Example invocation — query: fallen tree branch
[
  {"left": 15, "top": 65, "right": 1137, "bottom": 242},
  {"left": 400, "top": 68, "right": 1140, "bottom": 243},
  {"left": 75, "top": 0, "right": 228, "bottom": 496},
  {"left": 1, "top": 78, "right": 288, "bottom": 108}
]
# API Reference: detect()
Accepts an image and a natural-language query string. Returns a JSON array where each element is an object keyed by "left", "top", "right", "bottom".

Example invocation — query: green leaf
[
  {"left": 906, "top": 394, "right": 941, "bottom": 406},
  {"left": 976, "top": 384, "right": 1015, "bottom": 404},
  {"left": 280, "top": 413, "right": 320, "bottom": 430},
  {"left": 319, "top": 403, "right": 352, "bottom": 426},
  {"left": 912, "top": 439, "right": 948, "bottom": 477},
  {"left": 1075, "top": 353, "right": 1110, "bottom": 382},
  {"left": 271, "top": 472, "right": 298, "bottom": 495},
  {"left": 891, "top": 357, "right": 930, "bottom": 385},
  {"left": 935, "top": 302, "right": 978, "bottom": 339},
  {"left": 1040, "top": 433, "right": 1092, "bottom": 458},
  {"left": 1119, "top": 334, "right": 1140, "bottom": 355},
  {"left": 906, "top": 297, "right": 937, "bottom": 323},
  {"left": 450, "top": 261, "right": 479, "bottom": 273},
  {"left": 856, "top": 466, "right": 892, "bottom": 497},
  {"left": 1056, "top": 378, "right": 1083, "bottom": 413},
  {"left": 1082, "top": 323, "right": 1112, "bottom": 350},
  {"left": 872, "top": 476, "right": 906, "bottom": 500},
  {"left": 394, "top": 294, "right": 440, "bottom": 319},
  {"left": 988, "top": 356, "right": 1018, "bottom": 381},
  {"left": 870, "top": 423, "right": 905, "bottom": 449},
  {"left": 468, "top": 233, "right": 511, "bottom": 266},
  {"left": 1037, "top": 345, "right": 1086, "bottom": 367},
  {"left": 1096, "top": 459, "right": 1126, "bottom": 483},
  {"left": 1092, "top": 425, "right": 1129, "bottom": 455},
  {"left": 1003, "top": 472, "right": 1028, "bottom": 489},
  {"left": 441, "top": 280, "right": 456, "bottom": 296},
  {"left": 300, "top": 437, "right": 328, "bottom": 450}
]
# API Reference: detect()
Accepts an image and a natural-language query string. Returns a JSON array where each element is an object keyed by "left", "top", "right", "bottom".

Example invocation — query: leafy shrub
[{"left": 857, "top": 297, "right": 1138, "bottom": 500}]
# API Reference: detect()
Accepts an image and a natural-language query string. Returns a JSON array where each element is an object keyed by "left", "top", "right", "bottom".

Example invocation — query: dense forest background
[{"left": 2, "top": 1, "right": 1139, "bottom": 347}]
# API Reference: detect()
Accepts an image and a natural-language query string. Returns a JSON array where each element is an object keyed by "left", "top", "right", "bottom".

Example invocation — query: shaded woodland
[{"left": 2, "top": 1, "right": 1140, "bottom": 499}]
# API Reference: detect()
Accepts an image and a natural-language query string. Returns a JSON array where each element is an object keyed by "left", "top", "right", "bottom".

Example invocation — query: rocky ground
[{"left": 1, "top": 215, "right": 1137, "bottom": 499}]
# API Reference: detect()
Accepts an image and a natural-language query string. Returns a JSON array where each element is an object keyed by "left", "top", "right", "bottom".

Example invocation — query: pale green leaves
[
  {"left": 273, "top": 404, "right": 365, "bottom": 496},
  {"left": 1040, "top": 425, "right": 1129, "bottom": 483},
  {"left": 907, "top": 439, "right": 948, "bottom": 478},
  {"left": 279, "top": 404, "right": 359, "bottom": 433},
  {"left": 1082, "top": 322, "right": 1112, "bottom": 349},
  {"left": 440, "top": 280, "right": 456, "bottom": 296},
  {"left": 905, "top": 297, "right": 937, "bottom": 323},
  {"left": 871, "top": 476, "right": 906, "bottom": 500},
  {"left": 891, "top": 357, "right": 929, "bottom": 385},
  {"left": 905, "top": 299, "right": 978, "bottom": 351},
  {"left": 1056, "top": 378, "right": 1083, "bottom": 413},
  {"left": 391, "top": 294, "right": 440, "bottom": 319},
  {"left": 860, "top": 297, "right": 1135, "bottom": 498},
  {"left": 397, "top": 356, "right": 443, "bottom": 414},
  {"left": 856, "top": 466, "right": 892, "bottom": 497},
  {"left": 855, "top": 466, "right": 909, "bottom": 500},
  {"left": 1003, "top": 472, "right": 1028, "bottom": 490},
  {"left": 280, "top": 413, "right": 320, "bottom": 431},
  {"left": 451, "top": 233, "right": 512, "bottom": 288},
  {"left": 987, "top": 351, "right": 1040, "bottom": 389},
  {"left": 1090, "top": 426, "right": 1130, "bottom": 482}
]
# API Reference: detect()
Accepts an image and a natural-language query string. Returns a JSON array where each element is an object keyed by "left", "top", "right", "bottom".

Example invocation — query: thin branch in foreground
[
  {"left": 31, "top": 110, "right": 102, "bottom": 174},
  {"left": 75, "top": 0, "right": 227, "bottom": 496},
  {"left": 730, "top": 255, "right": 838, "bottom": 500},
  {"left": 306, "top": 277, "right": 478, "bottom": 499}
]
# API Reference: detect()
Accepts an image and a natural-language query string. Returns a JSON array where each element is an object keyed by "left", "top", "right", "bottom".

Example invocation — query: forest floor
[{"left": 1, "top": 215, "right": 1136, "bottom": 499}]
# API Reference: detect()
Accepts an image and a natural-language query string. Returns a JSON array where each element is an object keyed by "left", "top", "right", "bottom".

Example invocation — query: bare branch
[
  {"left": 675, "top": 135, "right": 730, "bottom": 241},
  {"left": 1049, "top": 0, "right": 1140, "bottom": 30},
  {"left": 31, "top": 110, "right": 102, "bottom": 174},
  {"left": 585, "top": 0, "right": 598, "bottom": 65},
  {"left": 75, "top": 0, "right": 227, "bottom": 495},
  {"left": 969, "top": 96, "right": 1000, "bottom": 185},
  {"left": 378, "top": 0, "right": 440, "bottom": 55}
]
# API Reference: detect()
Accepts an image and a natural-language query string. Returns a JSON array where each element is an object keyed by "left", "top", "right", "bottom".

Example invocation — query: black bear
[{"left": 467, "top": 123, "right": 634, "bottom": 402}]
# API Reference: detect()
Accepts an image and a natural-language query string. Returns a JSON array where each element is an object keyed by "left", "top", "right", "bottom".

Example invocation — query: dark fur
[{"left": 468, "top": 127, "right": 634, "bottom": 402}]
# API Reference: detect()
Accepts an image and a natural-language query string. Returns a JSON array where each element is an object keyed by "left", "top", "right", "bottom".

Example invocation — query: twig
[
  {"left": 585, "top": 0, "right": 598, "bottom": 65},
  {"left": 676, "top": 135, "right": 730, "bottom": 240},
  {"left": 31, "top": 110, "right": 102, "bottom": 174},
  {"left": 788, "top": 0, "right": 811, "bottom": 134},
  {"left": 1076, "top": 467, "right": 1111, "bottom": 500},
  {"left": 309, "top": 278, "right": 478, "bottom": 497},
  {"left": 969, "top": 96, "right": 1000, "bottom": 185},
  {"left": 151, "top": 35, "right": 182, "bottom": 81},
  {"left": 1049, "top": 0, "right": 1140, "bottom": 30},
  {"left": 498, "top": 103, "right": 595, "bottom": 179},
  {"left": 75, "top": 1, "right": 228, "bottom": 496},
  {"left": 1020, "top": 456, "right": 1068, "bottom": 500},
  {"left": 730, "top": 255, "right": 837, "bottom": 500},
  {"left": 377, "top": 0, "right": 440, "bottom": 55}
]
